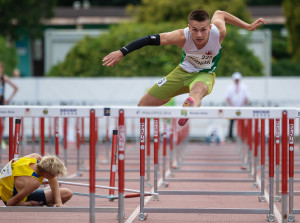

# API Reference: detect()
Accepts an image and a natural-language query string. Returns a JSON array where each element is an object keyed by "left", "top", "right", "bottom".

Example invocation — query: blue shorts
[{"left": 26, "top": 189, "right": 47, "bottom": 205}]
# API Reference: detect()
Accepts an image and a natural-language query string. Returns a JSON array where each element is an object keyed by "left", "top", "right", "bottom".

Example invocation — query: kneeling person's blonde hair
[{"left": 37, "top": 155, "right": 67, "bottom": 177}]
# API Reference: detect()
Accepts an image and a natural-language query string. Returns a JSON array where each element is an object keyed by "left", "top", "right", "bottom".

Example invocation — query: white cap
[{"left": 232, "top": 72, "right": 242, "bottom": 80}]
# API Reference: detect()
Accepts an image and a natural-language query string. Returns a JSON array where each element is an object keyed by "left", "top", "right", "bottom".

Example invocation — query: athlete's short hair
[
  {"left": 37, "top": 155, "right": 67, "bottom": 177},
  {"left": 188, "top": 9, "right": 210, "bottom": 22}
]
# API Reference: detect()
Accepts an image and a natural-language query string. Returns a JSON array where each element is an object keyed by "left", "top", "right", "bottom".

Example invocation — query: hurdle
[
  {"left": 1, "top": 105, "right": 299, "bottom": 223},
  {"left": 0, "top": 106, "right": 119, "bottom": 223},
  {"left": 106, "top": 106, "right": 296, "bottom": 222},
  {"left": 287, "top": 109, "right": 299, "bottom": 222}
]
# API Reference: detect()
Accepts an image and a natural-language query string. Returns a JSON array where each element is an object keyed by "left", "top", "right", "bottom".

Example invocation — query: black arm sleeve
[{"left": 120, "top": 34, "right": 160, "bottom": 56}]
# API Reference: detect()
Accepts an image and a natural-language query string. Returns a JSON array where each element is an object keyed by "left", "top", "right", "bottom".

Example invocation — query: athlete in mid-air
[{"left": 102, "top": 9, "right": 266, "bottom": 126}]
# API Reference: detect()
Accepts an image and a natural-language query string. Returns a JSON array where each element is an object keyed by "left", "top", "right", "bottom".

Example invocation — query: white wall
[
  {"left": 8, "top": 76, "right": 300, "bottom": 107},
  {"left": 4, "top": 76, "right": 300, "bottom": 141}
]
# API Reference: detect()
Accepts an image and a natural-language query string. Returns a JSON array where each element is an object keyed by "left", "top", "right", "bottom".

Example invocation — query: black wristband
[
  {"left": 120, "top": 34, "right": 160, "bottom": 56},
  {"left": 120, "top": 47, "right": 129, "bottom": 56}
]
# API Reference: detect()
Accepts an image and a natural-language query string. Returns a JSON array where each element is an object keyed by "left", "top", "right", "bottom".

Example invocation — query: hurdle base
[
  {"left": 139, "top": 212, "right": 148, "bottom": 221},
  {"left": 288, "top": 213, "right": 295, "bottom": 222},
  {"left": 258, "top": 196, "right": 266, "bottom": 202},
  {"left": 275, "top": 195, "right": 281, "bottom": 202},
  {"left": 267, "top": 213, "right": 275, "bottom": 222}
]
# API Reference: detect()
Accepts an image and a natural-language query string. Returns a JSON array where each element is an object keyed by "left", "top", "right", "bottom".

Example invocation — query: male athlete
[
  {"left": 0, "top": 153, "right": 72, "bottom": 206},
  {"left": 102, "top": 9, "right": 265, "bottom": 126}
]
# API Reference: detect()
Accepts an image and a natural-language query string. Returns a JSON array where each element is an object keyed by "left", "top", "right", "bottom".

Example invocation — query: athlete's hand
[
  {"left": 102, "top": 50, "right": 123, "bottom": 67},
  {"left": 247, "top": 18, "right": 266, "bottom": 31}
]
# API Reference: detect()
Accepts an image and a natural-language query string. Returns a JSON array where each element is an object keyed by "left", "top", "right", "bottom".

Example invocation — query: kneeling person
[{"left": 0, "top": 153, "right": 72, "bottom": 206}]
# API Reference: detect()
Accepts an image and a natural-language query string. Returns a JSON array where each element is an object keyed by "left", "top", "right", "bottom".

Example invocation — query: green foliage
[
  {"left": 127, "top": 0, "right": 251, "bottom": 23},
  {"left": 272, "top": 31, "right": 290, "bottom": 59},
  {"left": 47, "top": 22, "right": 263, "bottom": 77},
  {"left": 272, "top": 59, "right": 300, "bottom": 76},
  {"left": 219, "top": 27, "right": 263, "bottom": 77},
  {"left": 0, "top": 0, "right": 57, "bottom": 40},
  {"left": 58, "top": 0, "right": 141, "bottom": 6},
  {"left": 282, "top": 0, "right": 300, "bottom": 62},
  {"left": 0, "top": 36, "right": 18, "bottom": 75},
  {"left": 246, "top": 0, "right": 283, "bottom": 5}
]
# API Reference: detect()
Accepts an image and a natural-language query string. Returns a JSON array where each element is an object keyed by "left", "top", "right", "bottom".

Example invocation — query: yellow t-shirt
[{"left": 0, "top": 157, "right": 44, "bottom": 203}]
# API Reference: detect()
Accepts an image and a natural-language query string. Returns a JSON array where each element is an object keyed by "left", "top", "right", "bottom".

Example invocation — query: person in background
[
  {"left": 13, "top": 68, "right": 20, "bottom": 78},
  {"left": 225, "top": 72, "right": 249, "bottom": 142},
  {"left": 0, "top": 62, "right": 18, "bottom": 149},
  {"left": 0, "top": 153, "right": 72, "bottom": 206}
]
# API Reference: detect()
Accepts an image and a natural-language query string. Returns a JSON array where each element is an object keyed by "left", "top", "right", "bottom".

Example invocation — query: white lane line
[
  {"left": 125, "top": 170, "right": 169, "bottom": 223},
  {"left": 256, "top": 177, "right": 282, "bottom": 222}
]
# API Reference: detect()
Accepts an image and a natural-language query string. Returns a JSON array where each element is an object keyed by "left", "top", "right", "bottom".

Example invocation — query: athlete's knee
[{"left": 61, "top": 188, "right": 73, "bottom": 202}]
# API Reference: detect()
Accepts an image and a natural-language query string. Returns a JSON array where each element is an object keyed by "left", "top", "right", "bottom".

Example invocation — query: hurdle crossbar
[{"left": 0, "top": 206, "right": 117, "bottom": 213}]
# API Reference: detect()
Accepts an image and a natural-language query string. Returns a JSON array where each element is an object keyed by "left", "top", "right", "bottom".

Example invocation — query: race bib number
[
  {"left": 0, "top": 162, "right": 13, "bottom": 179},
  {"left": 186, "top": 53, "right": 213, "bottom": 69},
  {"left": 156, "top": 77, "right": 167, "bottom": 87}
]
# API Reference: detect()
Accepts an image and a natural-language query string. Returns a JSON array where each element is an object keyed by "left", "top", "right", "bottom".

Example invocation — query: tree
[
  {"left": 0, "top": 36, "right": 18, "bottom": 75},
  {"left": 57, "top": 0, "right": 141, "bottom": 6},
  {"left": 127, "top": 0, "right": 251, "bottom": 23},
  {"left": 0, "top": 0, "right": 57, "bottom": 40},
  {"left": 282, "top": 0, "right": 300, "bottom": 62},
  {"left": 47, "top": 0, "right": 263, "bottom": 77}
]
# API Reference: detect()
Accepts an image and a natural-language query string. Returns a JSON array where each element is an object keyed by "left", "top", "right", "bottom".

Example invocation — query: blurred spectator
[
  {"left": 13, "top": 68, "right": 20, "bottom": 78},
  {"left": 225, "top": 72, "right": 249, "bottom": 142},
  {"left": 0, "top": 62, "right": 18, "bottom": 105},
  {"left": 0, "top": 61, "right": 18, "bottom": 149},
  {"left": 205, "top": 124, "right": 224, "bottom": 145}
]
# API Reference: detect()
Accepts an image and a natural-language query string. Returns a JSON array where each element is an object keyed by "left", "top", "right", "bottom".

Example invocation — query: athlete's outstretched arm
[
  {"left": 102, "top": 29, "right": 185, "bottom": 67},
  {"left": 211, "top": 10, "right": 266, "bottom": 43}
]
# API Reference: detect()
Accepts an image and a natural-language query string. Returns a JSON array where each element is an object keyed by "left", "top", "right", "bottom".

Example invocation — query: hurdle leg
[
  {"left": 55, "top": 117, "right": 59, "bottom": 158},
  {"left": 139, "top": 118, "right": 148, "bottom": 220},
  {"left": 20, "top": 118, "right": 24, "bottom": 157},
  {"left": 118, "top": 109, "right": 125, "bottom": 222},
  {"left": 89, "top": 109, "right": 96, "bottom": 223},
  {"left": 169, "top": 119, "right": 174, "bottom": 177},
  {"left": 253, "top": 119, "right": 259, "bottom": 188},
  {"left": 9, "top": 117, "right": 13, "bottom": 161},
  {"left": 105, "top": 116, "right": 110, "bottom": 163},
  {"left": 288, "top": 118, "right": 295, "bottom": 222},
  {"left": 146, "top": 118, "right": 151, "bottom": 187},
  {"left": 247, "top": 119, "right": 253, "bottom": 176},
  {"left": 63, "top": 117, "right": 68, "bottom": 167},
  {"left": 153, "top": 118, "right": 159, "bottom": 201},
  {"left": 76, "top": 117, "right": 82, "bottom": 176},
  {"left": 275, "top": 119, "right": 281, "bottom": 202},
  {"left": 259, "top": 119, "right": 266, "bottom": 202},
  {"left": 40, "top": 117, "right": 45, "bottom": 156},
  {"left": 282, "top": 111, "right": 288, "bottom": 223},
  {"left": 268, "top": 119, "right": 275, "bottom": 222},
  {"left": 162, "top": 118, "right": 168, "bottom": 188},
  {"left": 108, "top": 130, "right": 118, "bottom": 201},
  {"left": 32, "top": 117, "right": 36, "bottom": 153},
  {"left": 13, "top": 119, "right": 21, "bottom": 161}
]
